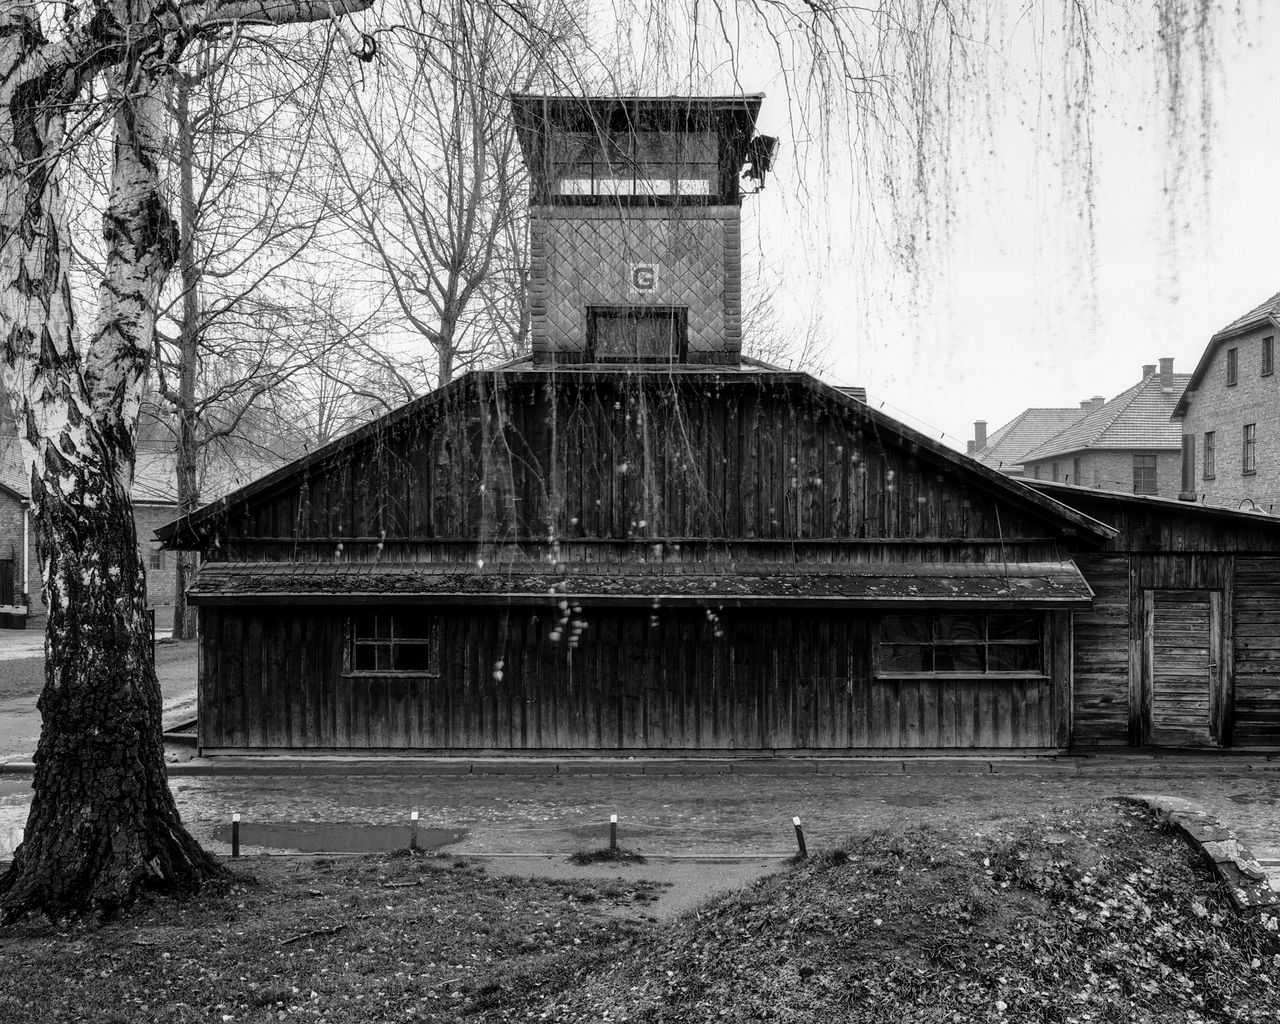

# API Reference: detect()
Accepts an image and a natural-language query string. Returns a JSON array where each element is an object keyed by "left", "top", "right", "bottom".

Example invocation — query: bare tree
[
  {"left": 317, "top": 0, "right": 571, "bottom": 387},
  {"left": 0, "top": 0, "right": 374, "bottom": 921}
]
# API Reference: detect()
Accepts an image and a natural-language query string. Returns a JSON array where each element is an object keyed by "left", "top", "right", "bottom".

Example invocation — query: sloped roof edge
[
  {"left": 1174, "top": 297, "right": 1280, "bottom": 417},
  {"left": 158, "top": 366, "right": 1117, "bottom": 548}
]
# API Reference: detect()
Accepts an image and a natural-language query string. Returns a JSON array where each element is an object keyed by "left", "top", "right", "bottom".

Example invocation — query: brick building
[
  {"left": 1173, "top": 291, "right": 1280, "bottom": 513},
  {"left": 970, "top": 400, "right": 1103, "bottom": 476},
  {"left": 1019, "top": 359, "right": 1189, "bottom": 499}
]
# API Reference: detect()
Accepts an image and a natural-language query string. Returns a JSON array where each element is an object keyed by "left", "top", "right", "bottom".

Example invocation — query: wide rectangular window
[
  {"left": 1264, "top": 336, "right": 1275, "bottom": 377},
  {"left": 347, "top": 612, "right": 440, "bottom": 675},
  {"left": 877, "top": 613, "right": 1043, "bottom": 677},
  {"left": 552, "top": 130, "right": 720, "bottom": 203},
  {"left": 1203, "top": 431, "right": 1216, "bottom": 479},
  {"left": 1227, "top": 347, "right": 1239, "bottom": 386},
  {"left": 1133, "top": 454, "right": 1158, "bottom": 495},
  {"left": 588, "top": 306, "right": 688, "bottom": 362},
  {"left": 1244, "top": 423, "right": 1258, "bottom": 475}
]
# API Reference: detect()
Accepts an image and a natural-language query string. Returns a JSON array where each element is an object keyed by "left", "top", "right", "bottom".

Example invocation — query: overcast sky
[{"left": 716, "top": 2, "right": 1280, "bottom": 451}]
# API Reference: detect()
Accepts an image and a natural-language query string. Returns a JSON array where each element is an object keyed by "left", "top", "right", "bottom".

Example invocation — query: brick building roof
[
  {"left": 1020, "top": 370, "right": 1191, "bottom": 462},
  {"left": 973, "top": 408, "right": 1089, "bottom": 474},
  {"left": 1174, "top": 289, "right": 1280, "bottom": 418}
]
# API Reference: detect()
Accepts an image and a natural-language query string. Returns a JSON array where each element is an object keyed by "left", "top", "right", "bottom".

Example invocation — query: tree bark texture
[{"left": 0, "top": 12, "right": 219, "bottom": 920}]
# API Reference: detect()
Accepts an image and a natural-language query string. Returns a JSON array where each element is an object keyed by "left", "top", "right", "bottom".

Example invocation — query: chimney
[
  {"left": 974, "top": 420, "right": 988, "bottom": 450},
  {"left": 1142, "top": 363, "right": 1156, "bottom": 379},
  {"left": 966, "top": 440, "right": 975, "bottom": 455},
  {"left": 1159, "top": 357, "right": 1175, "bottom": 392}
]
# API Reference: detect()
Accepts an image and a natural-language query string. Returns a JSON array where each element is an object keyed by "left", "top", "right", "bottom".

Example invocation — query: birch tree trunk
[{"left": 0, "top": 52, "right": 220, "bottom": 918}]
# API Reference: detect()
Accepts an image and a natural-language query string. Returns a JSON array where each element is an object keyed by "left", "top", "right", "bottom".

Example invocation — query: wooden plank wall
[
  {"left": 1233, "top": 556, "right": 1280, "bottom": 745},
  {"left": 208, "top": 376, "right": 1062, "bottom": 558},
  {"left": 199, "top": 606, "right": 1063, "bottom": 752},
  {"left": 1070, "top": 554, "right": 1130, "bottom": 745}
]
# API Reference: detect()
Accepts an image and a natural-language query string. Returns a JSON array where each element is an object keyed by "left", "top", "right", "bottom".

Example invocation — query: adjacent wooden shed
[
  {"left": 160, "top": 368, "right": 1112, "bottom": 754},
  {"left": 1029, "top": 480, "right": 1280, "bottom": 748}
]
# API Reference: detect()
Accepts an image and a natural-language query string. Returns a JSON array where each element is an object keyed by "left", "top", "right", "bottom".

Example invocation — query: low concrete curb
[{"left": 1122, "top": 794, "right": 1280, "bottom": 916}]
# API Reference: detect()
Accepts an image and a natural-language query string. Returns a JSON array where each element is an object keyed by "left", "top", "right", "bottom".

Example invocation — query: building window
[
  {"left": 1071, "top": 457, "right": 1081, "bottom": 484},
  {"left": 552, "top": 130, "right": 720, "bottom": 204},
  {"left": 1227, "top": 347, "right": 1239, "bottom": 386},
  {"left": 1244, "top": 423, "right": 1257, "bottom": 475},
  {"left": 878, "top": 614, "right": 1043, "bottom": 677},
  {"left": 1051, "top": 461, "right": 1060, "bottom": 482},
  {"left": 1265, "top": 336, "right": 1275, "bottom": 377},
  {"left": 587, "top": 306, "right": 688, "bottom": 362},
  {"left": 1133, "top": 454, "right": 1158, "bottom": 495},
  {"left": 1203, "top": 431, "right": 1216, "bottom": 479},
  {"left": 1032, "top": 464, "right": 1041, "bottom": 480},
  {"left": 347, "top": 612, "right": 441, "bottom": 675},
  {"left": 148, "top": 545, "right": 165, "bottom": 570}
]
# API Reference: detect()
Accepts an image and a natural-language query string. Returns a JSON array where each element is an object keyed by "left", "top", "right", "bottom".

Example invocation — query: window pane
[
  {"left": 354, "top": 644, "right": 376, "bottom": 671},
  {"left": 881, "top": 616, "right": 930, "bottom": 644},
  {"left": 988, "top": 615, "right": 1039, "bottom": 641},
  {"left": 934, "top": 645, "right": 984, "bottom": 672},
  {"left": 934, "top": 615, "right": 982, "bottom": 642},
  {"left": 881, "top": 645, "right": 933, "bottom": 673},
  {"left": 353, "top": 613, "right": 377, "bottom": 638},
  {"left": 394, "top": 643, "right": 434, "bottom": 672},
  {"left": 989, "top": 644, "right": 1042, "bottom": 672}
]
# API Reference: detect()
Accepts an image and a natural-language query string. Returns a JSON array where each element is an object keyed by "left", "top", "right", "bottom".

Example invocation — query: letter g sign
[{"left": 630, "top": 264, "right": 658, "bottom": 291}]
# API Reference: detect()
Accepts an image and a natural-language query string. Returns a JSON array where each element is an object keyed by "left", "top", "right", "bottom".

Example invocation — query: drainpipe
[
  {"left": 1178, "top": 435, "right": 1197, "bottom": 502},
  {"left": 22, "top": 501, "right": 30, "bottom": 609}
]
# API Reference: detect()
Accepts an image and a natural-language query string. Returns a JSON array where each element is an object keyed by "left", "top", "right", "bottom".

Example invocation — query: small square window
[
  {"left": 1203, "top": 431, "right": 1216, "bottom": 479},
  {"left": 1244, "top": 423, "right": 1258, "bottom": 475},
  {"left": 348, "top": 612, "right": 441, "bottom": 676},
  {"left": 1133, "top": 454, "right": 1158, "bottom": 495},
  {"left": 1227, "top": 347, "right": 1239, "bottom": 386},
  {"left": 1264, "top": 336, "right": 1275, "bottom": 377}
]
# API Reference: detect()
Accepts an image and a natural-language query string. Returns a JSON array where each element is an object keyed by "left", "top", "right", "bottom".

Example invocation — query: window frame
[
  {"left": 344, "top": 611, "right": 442, "bottom": 678},
  {"left": 1243, "top": 423, "right": 1258, "bottom": 476},
  {"left": 147, "top": 545, "right": 166, "bottom": 571},
  {"left": 1227, "top": 346, "right": 1239, "bottom": 386},
  {"left": 1132, "top": 453, "right": 1158, "bottom": 495},
  {"left": 1203, "top": 430, "right": 1216, "bottom": 480},
  {"left": 586, "top": 305, "right": 689, "bottom": 363},
  {"left": 874, "top": 613, "right": 1047, "bottom": 680},
  {"left": 1071, "top": 457, "right": 1081, "bottom": 485},
  {"left": 1264, "top": 336, "right": 1275, "bottom": 378}
]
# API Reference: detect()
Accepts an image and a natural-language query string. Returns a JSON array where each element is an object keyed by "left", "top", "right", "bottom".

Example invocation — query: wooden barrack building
[{"left": 158, "top": 93, "right": 1280, "bottom": 754}]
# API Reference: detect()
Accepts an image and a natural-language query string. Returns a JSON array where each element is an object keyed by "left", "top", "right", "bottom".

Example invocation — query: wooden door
[{"left": 1146, "top": 589, "right": 1220, "bottom": 747}]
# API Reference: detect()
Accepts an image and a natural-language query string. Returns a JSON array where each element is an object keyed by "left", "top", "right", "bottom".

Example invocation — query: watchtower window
[
  {"left": 552, "top": 130, "right": 720, "bottom": 203},
  {"left": 587, "top": 307, "right": 688, "bottom": 362}
]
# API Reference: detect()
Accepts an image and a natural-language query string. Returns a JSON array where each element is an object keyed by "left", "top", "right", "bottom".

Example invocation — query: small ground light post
[
  {"left": 231, "top": 813, "right": 240, "bottom": 859},
  {"left": 410, "top": 811, "right": 419, "bottom": 852},
  {"left": 792, "top": 816, "right": 807, "bottom": 859},
  {"left": 610, "top": 813, "right": 618, "bottom": 852}
]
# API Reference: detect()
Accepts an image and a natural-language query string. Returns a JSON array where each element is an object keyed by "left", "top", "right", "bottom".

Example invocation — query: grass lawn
[{"left": 0, "top": 801, "right": 1276, "bottom": 1022}]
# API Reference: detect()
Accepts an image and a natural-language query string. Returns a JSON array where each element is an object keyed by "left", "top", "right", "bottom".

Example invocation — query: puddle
[{"left": 214, "top": 821, "right": 467, "bottom": 854}]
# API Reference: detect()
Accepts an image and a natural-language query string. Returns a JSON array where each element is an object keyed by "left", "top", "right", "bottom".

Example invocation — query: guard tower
[{"left": 511, "top": 94, "right": 773, "bottom": 365}]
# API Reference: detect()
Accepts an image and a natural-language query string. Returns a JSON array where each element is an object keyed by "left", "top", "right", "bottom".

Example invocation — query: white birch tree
[{"left": 0, "top": 0, "right": 374, "bottom": 921}]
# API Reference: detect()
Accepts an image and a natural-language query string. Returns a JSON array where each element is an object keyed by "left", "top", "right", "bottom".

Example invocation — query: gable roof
[
  {"left": 0, "top": 433, "right": 29, "bottom": 501},
  {"left": 974, "top": 407, "right": 1089, "bottom": 474},
  {"left": 1174, "top": 290, "right": 1280, "bottom": 418},
  {"left": 157, "top": 364, "right": 1116, "bottom": 548},
  {"left": 1020, "top": 370, "right": 1191, "bottom": 463}
]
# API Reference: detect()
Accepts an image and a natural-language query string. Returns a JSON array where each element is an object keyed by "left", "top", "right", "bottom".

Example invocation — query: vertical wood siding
[
  {"left": 204, "top": 375, "right": 1063, "bottom": 558},
  {"left": 1233, "top": 556, "right": 1280, "bottom": 745},
  {"left": 199, "top": 606, "right": 1063, "bottom": 752}
]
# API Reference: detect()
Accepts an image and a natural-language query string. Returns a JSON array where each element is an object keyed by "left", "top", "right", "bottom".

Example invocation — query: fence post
[
  {"left": 410, "top": 811, "right": 420, "bottom": 852},
  {"left": 610, "top": 813, "right": 618, "bottom": 851},
  {"left": 792, "top": 816, "right": 807, "bottom": 859},
  {"left": 231, "top": 813, "right": 240, "bottom": 858}
]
